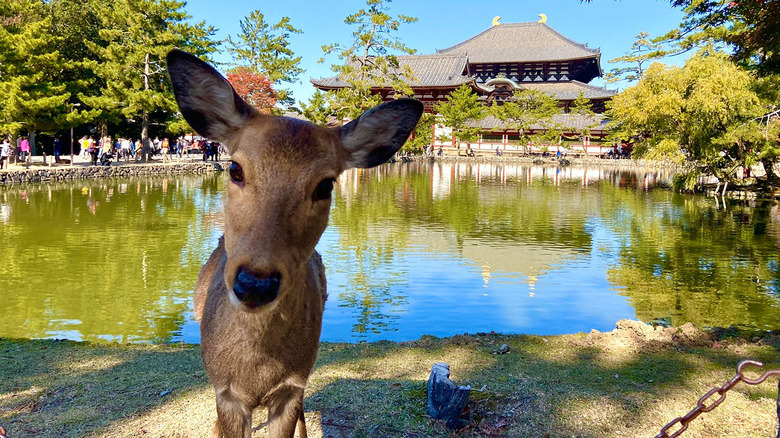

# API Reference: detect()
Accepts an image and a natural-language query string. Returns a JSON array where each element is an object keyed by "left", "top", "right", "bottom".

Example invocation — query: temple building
[{"left": 312, "top": 18, "right": 618, "bottom": 155}]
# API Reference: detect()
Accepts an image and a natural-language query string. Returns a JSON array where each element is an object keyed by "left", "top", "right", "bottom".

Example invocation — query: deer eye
[
  {"left": 312, "top": 178, "right": 335, "bottom": 201},
  {"left": 229, "top": 161, "right": 244, "bottom": 183}
]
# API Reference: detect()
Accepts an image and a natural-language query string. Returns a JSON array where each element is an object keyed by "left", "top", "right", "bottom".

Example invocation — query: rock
[
  {"left": 426, "top": 362, "right": 470, "bottom": 430},
  {"left": 494, "top": 343, "right": 510, "bottom": 354}
]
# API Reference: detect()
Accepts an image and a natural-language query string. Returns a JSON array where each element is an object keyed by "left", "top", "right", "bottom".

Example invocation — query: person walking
[
  {"left": 88, "top": 138, "right": 98, "bottom": 165},
  {"left": 0, "top": 138, "right": 10, "bottom": 169},
  {"left": 161, "top": 137, "right": 170, "bottom": 162},
  {"left": 19, "top": 136, "right": 30, "bottom": 164},
  {"left": 53, "top": 137, "right": 62, "bottom": 163}
]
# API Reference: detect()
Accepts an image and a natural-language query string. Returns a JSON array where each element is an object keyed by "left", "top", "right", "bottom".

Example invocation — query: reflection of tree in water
[
  {"left": 0, "top": 174, "right": 225, "bottom": 343},
  {"left": 600, "top": 185, "right": 780, "bottom": 329}
]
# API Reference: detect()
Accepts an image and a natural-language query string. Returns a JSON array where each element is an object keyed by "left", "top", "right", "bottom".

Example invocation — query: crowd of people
[
  {"left": 0, "top": 136, "right": 33, "bottom": 169},
  {"left": 0, "top": 134, "right": 227, "bottom": 169},
  {"left": 76, "top": 135, "right": 226, "bottom": 165}
]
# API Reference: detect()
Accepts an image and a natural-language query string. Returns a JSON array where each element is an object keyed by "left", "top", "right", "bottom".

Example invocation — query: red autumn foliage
[{"left": 225, "top": 67, "right": 278, "bottom": 112}]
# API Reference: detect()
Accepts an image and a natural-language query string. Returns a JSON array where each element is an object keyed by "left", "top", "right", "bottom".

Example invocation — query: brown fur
[{"left": 167, "top": 49, "right": 422, "bottom": 438}]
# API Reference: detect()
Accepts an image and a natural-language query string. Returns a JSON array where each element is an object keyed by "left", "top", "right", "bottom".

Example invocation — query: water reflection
[
  {"left": 0, "top": 175, "right": 224, "bottom": 343},
  {"left": 1, "top": 162, "right": 778, "bottom": 343}
]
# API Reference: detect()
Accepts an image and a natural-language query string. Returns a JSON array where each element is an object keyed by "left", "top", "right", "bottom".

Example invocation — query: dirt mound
[{"left": 580, "top": 319, "right": 714, "bottom": 354}]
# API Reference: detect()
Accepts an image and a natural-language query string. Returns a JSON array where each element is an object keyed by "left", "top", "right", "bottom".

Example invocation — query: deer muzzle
[{"left": 232, "top": 268, "right": 282, "bottom": 308}]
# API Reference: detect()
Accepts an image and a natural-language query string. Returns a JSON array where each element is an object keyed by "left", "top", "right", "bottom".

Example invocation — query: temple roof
[
  {"left": 471, "top": 113, "right": 610, "bottom": 132},
  {"left": 477, "top": 80, "right": 616, "bottom": 100},
  {"left": 436, "top": 22, "right": 601, "bottom": 64},
  {"left": 310, "top": 54, "right": 472, "bottom": 89}
]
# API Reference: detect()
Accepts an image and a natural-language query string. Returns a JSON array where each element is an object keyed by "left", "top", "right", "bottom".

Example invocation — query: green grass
[{"left": 2, "top": 320, "right": 780, "bottom": 437}]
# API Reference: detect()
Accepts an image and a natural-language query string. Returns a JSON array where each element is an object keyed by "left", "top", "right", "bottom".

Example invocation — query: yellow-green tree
[{"left": 607, "top": 51, "right": 769, "bottom": 187}]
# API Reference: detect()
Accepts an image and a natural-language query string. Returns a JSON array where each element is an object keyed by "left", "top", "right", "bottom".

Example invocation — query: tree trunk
[
  {"left": 29, "top": 130, "right": 36, "bottom": 155},
  {"left": 142, "top": 53, "right": 150, "bottom": 162},
  {"left": 761, "top": 157, "right": 777, "bottom": 185},
  {"left": 99, "top": 121, "right": 107, "bottom": 139}
]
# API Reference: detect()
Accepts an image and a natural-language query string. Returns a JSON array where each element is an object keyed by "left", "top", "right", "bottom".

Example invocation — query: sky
[{"left": 183, "top": 0, "right": 688, "bottom": 106}]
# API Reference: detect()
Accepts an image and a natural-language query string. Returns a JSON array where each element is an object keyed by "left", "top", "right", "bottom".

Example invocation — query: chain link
[{"left": 656, "top": 359, "right": 780, "bottom": 438}]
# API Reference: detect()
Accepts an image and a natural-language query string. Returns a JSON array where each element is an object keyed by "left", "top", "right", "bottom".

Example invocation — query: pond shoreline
[
  {"left": 0, "top": 154, "right": 677, "bottom": 186},
  {"left": 400, "top": 153, "right": 682, "bottom": 170},
  {"left": 0, "top": 160, "right": 224, "bottom": 185},
  {"left": 3, "top": 155, "right": 777, "bottom": 201},
  {"left": 2, "top": 320, "right": 779, "bottom": 437}
]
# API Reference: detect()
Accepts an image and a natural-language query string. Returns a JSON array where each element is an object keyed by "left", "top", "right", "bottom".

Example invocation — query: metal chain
[
  {"left": 656, "top": 359, "right": 780, "bottom": 438},
  {"left": 776, "top": 380, "right": 780, "bottom": 438}
]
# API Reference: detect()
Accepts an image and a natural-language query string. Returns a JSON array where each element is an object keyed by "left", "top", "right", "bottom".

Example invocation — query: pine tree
[
  {"left": 320, "top": 0, "right": 418, "bottom": 121},
  {"left": 48, "top": 0, "right": 104, "bottom": 136},
  {"left": 84, "top": 0, "right": 217, "bottom": 160},
  {"left": 226, "top": 11, "right": 303, "bottom": 108},
  {"left": 604, "top": 32, "right": 666, "bottom": 84},
  {"left": 300, "top": 90, "right": 331, "bottom": 125},
  {"left": 433, "top": 84, "right": 485, "bottom": 149},
  {"left": 0, "top": 0, "right": 70, "bottom": 153},
  {"left": 568, "top": 91, "right": 598, "bottom": 143},
  {"left": 489, "top": 88, "right": 559, "bottom": 153}
]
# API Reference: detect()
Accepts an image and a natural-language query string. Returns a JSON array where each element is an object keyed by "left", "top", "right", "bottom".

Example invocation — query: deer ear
[
  {"left": 339, "top": 99, "right": 424, "bottom": 169},
  {"left": 167, "top": 49, "right": 258, "bottom": 144}
]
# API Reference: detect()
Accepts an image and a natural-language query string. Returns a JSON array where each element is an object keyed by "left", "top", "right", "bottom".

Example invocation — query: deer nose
[{"left": 232, "top": 268, "right": 281, "bottom": 308}]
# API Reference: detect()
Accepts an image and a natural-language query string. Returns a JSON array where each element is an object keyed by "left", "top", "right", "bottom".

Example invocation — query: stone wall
[{"left": 0, "top": 162, "right": 224, "bottom": 185}]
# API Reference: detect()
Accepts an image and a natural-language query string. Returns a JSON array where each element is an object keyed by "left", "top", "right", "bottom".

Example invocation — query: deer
[{"left": 166, "top": 49, "right": 423, "bottom": 438}]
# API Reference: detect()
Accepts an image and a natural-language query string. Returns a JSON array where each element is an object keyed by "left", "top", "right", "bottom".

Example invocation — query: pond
[{"left": 1, "top": 161, "right": 779, "bottom": 343}]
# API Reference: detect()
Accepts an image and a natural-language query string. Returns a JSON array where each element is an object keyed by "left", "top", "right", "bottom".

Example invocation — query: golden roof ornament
[
  {"left": 492, "top": 16, "right": 501, "bottom": 26},
  {"left": 538, "top": 13, "right": 547, "bottom": 24}
]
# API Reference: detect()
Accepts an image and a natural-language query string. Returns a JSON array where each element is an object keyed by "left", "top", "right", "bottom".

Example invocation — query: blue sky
[{"left": 184, "top": 0, "right": 687, "bottom": 106}]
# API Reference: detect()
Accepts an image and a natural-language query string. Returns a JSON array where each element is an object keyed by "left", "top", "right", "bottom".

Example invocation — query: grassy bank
[{"left": 2, "top": 320, "right": 780, "bottom": 437}]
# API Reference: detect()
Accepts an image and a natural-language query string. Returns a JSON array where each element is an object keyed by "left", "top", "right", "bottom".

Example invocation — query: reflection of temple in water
[
  {"left": 425, "top": 162, "right": 674, "bottom": 197},
  {"left": 404, "top": 226, "right": 572, "bottom": 291},
  {"left": 338, "top": 162, "right": 675, "bottom": 197},
  {"left": 335, "top": 162, "right": 675, "bottom": 290}
]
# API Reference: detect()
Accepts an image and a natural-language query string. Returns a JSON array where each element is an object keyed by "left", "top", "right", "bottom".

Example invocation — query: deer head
[{"left": 167, "top": 49, "right": 423, "bottom": 312}]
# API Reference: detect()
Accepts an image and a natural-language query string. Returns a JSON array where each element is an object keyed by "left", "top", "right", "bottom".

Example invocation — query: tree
[
  {"left": 320, "top": 0, "right": 418, "bottom": 121},
  {"left": 583, "top": 0, "right": 780, "bottom": 75},
  {"left": 713, "top": 117, "right": 780, "bottom": 184},
  {"left": 664, "top": 0, "right": 780, "bottom": 75},
  {"left": 489, "top": 88, "right": 559, "bottom": 153},
  {"left": 84, "top": 0, "right": 217, "bottom": 160},
  {"left": 47, "top": 0, "right": 104, "bottom": 140},
  {"left": 225, "top": 67, "right": 277, "bottom": 112},
  {"left": 0, "top": 0, "right": 70, "bottom": 152},
  {"left": 226, "top": 11, "right": 303, "bottom": 108},
  {"left": 433, "top": 84, "right": 485, "bottom": 149},
  {"left": 300, "top": 90, "right": 331, "bottom": 125},
  {"left": 607, "top": 52, "right": 767, "bottom": 188},
  {"left": 604, "top": 32, "right": 666, "bottom": 84},
  {"left": 403, "top": 112, "right": 435, "bottom": 154},
  {"left": 567, "top": 91, "right": 599, "bottom": 143}
]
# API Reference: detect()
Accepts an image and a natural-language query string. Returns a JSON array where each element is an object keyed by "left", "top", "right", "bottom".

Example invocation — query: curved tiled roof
[
  {"left": 436, "top": 22, "right": 600, "bottom": 64},
  {"left": 310, "top": 54, "right": 473, "bottom": 89},
  {"left": 471, "top": 113, "right": 610, "bottom": 132},
  {"left": 476, "top": 80, "right": 616, "bottom": 100}
]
